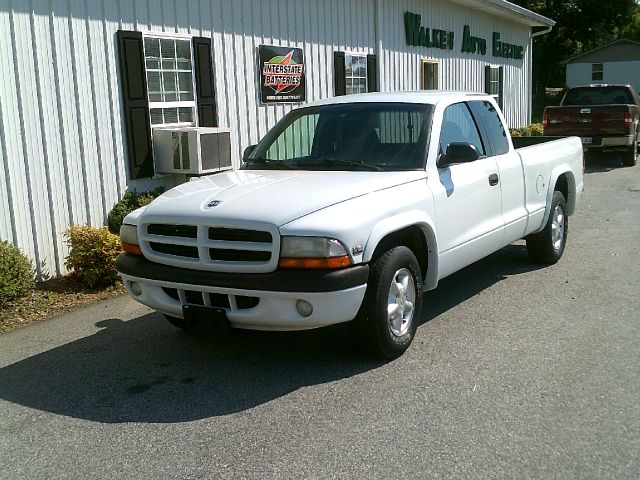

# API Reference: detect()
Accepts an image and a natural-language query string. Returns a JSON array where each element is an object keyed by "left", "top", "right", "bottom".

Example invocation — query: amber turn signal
[
  {"left": 278, "top": 256, "right": 351, "bottom": 269},
  {"left": 121, "top": 242, "right": 143, "bottom": 256}
]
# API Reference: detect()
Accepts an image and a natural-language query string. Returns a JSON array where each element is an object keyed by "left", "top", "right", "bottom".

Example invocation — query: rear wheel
[
  {"left": 622, "top": 134, "right": 637, "bottom": 167},
  {"left": 354, "top": 246, "right": 423, "bottom": 359},
  {"left": 526, "top": 191, "right": 568, "bottom": 264}
]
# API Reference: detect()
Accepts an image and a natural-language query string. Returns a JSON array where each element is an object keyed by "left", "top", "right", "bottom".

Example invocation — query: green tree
[
  {"left": 512, "top": 0, "right": 637, "bottom": 95},
  {"left": 620, "top": 4, "right": 640, "bottom": 41}
]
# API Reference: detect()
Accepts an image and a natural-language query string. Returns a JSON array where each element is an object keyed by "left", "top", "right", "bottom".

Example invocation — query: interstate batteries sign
[{"left": 259, "top": 45, "right": 306, "bottom": 103}]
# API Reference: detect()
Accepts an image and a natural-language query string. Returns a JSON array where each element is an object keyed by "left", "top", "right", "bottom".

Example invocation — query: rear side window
[{"left": 468, "top": 100, "right": 509, "bottom": 156}]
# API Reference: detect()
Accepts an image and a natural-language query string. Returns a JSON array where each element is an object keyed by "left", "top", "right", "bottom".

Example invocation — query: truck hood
[{"left": 142, "top": 170, "right": 427, "bottom": 227}]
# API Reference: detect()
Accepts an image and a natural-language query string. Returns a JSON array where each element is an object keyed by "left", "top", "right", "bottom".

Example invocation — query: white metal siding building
[
  {"left": 0, "top": 0, "right": 553, "bottom": 277},
  {"left": 562, "top": 39, "right": 640, "bottom": 94}
]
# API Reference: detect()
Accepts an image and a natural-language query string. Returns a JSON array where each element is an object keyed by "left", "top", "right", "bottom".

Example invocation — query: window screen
[
  {"left": 592, "top": 63, "right": 603, "bottom": 81},
  {"left": 345, "top": 55, "right": 368, "bottom": 95},
  {"left": 144, "top": 36, "right": 196, "bottom": 126}
]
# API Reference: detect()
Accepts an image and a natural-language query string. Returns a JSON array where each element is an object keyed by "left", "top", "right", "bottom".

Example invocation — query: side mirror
[
  {"left": 243, "top": 144, "right": 257, "bottom": 161},
  {"left": 438, "top": 142, "right": 480, "bottom": 167}
]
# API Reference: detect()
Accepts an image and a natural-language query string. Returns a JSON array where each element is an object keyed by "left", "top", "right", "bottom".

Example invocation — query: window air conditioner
[{"left": 153, "top": 126, "right": 233, "bottom": 175}]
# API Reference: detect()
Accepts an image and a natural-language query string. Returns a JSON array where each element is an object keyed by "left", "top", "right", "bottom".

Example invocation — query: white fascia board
[{"left": 446, "top": 0, "right": 555, "bottom": 28}]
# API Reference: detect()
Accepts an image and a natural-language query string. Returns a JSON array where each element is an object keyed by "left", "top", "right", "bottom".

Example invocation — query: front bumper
[{"left": 117, "top": 253, "right": 369, "bottom": 331}]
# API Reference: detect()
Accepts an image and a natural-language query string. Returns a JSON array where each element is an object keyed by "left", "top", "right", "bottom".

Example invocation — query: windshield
[
  {"left": 243, "top": 102, "right": 434, "bottom": 171},
  {"left": 563, "top": 87, "right": 633, "bottom": 106}
]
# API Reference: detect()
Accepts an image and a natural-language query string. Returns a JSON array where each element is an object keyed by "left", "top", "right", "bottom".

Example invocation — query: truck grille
[
  {"left": 162, "top": 287, "right": 259, "bottom": 310},
  {"left": 139, "top": 220, "right": 279, "bottom": 273}
]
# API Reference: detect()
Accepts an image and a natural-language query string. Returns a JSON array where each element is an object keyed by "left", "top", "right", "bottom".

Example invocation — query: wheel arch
[
  {"left": 363, "top": 211, "right": 439, "bottom": 291},
  {"left": 540, "top": 167, "right": 576, "bottom": 228}
]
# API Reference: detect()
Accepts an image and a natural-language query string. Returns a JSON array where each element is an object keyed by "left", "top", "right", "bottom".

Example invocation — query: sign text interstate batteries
[
  {"left": 263, "top": 63, "right": 303, "bottom": 87},
  {"left": 404, "top": 12, "right": 524, "bottom": 60}
]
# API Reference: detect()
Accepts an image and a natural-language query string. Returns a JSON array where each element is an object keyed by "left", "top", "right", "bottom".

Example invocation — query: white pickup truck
[{"left": 118, "top": 92, "right": 584, "bottom": 358}]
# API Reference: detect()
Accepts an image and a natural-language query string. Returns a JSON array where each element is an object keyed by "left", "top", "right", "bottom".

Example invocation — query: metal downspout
[{"left": 375, "top": 0, "right": 382, "bottom": 91}]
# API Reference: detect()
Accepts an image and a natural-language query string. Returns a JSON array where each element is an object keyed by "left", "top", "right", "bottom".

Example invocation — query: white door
[{"left": 430, "top": 102, "right": 504, "bottom": 279}]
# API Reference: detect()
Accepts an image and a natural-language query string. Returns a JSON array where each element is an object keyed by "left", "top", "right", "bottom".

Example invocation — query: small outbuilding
[{"left": 562, "top": 38, "right": 640, "bottom": 93}]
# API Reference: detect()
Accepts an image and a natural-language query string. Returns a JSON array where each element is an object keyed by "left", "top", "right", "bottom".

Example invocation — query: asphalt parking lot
[{"left": 1, "top": 154, "right": 639, "bottom": 479}]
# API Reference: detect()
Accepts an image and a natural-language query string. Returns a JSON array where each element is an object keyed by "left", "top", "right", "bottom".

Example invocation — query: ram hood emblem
[{"left": 206, "top": 200, "right": 223, "bottom": 208}]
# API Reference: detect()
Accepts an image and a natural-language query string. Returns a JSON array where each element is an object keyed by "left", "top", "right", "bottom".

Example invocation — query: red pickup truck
[{"left": 543, "top": 84, "right": 640, "bottom": 166}]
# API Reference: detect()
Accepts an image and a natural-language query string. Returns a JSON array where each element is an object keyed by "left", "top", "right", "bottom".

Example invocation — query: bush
[
  {"left": 510, "top": 123, "right": 543, "bottom": 137},
  {"left": 107, "top": 188, "right": 163, "bottom": 234},
  {"left": 0, "top": 241, "right": 34, "bottom": 306},
  {"left": 64, "top": 226, "right": 121, "bottom": 288}
]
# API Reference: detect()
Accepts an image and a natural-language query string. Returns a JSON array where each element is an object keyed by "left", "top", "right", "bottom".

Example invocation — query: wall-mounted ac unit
[{"left": 153, "top": 127, "right": 233, "bottom": 175}]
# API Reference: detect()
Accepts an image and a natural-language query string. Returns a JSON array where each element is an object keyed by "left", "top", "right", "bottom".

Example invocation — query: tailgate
[{"left": 544, "top": 105, "right": 631, "bottom": 136}]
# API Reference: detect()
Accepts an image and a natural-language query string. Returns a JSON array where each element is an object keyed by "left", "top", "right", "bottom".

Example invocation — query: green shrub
[
  {"left": 64, "top": 226, "right": 121, "bottom": 288},
  {"left": 510, "top": 123, "right": 544, "bottom": 137},
  {"left": 0, "top": 241, "right": 34, "bottom": 306},
  {"left": 107, "top": 188, "right": 163, "bottom": 234}
]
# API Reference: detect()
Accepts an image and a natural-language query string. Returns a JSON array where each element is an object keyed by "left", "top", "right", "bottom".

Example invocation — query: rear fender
[
  {"left": 538, "top": 167, "right": 576, "bottom": 231},
  {"left": 364, "top": 210, "right": 440, "bottom": 291}
]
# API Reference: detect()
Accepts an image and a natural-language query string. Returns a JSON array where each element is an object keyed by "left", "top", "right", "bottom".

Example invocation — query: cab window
[
  {"left": 439, "top": 103, "right": 485, "bottom": 157},
  {"left": 468, "top": 100, "right": 509, "bottom": 156}
]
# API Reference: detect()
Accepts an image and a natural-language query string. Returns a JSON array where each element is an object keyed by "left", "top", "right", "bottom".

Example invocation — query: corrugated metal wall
[
  {"left": 0, "top": 0, "right": 534, "bottom": 277},
  {"left": 379, "top": 0, "right": 532, "bottom": 127}
]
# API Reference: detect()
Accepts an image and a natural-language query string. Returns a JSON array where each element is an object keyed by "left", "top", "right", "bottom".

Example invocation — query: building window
[
  {"left": 484, "top": 65, "right": 504, "bottom": 110},
  {"left": 345, "top": 55, "right": 368, "bottom": 95},
  {"left": 487, "top": 67, "right": 500, "bottom": 98},
  {"left": 143, "top": 35, "right": 196, "bottom": 126},
  {"left": 592, "top": 63, "right": 603, "bottom": 81},
  {"left": 334, "top": 52, "right": 377, "bottom": 96},
  {"left": 421, "top": 60, "right": 439, "bottom": 90}
]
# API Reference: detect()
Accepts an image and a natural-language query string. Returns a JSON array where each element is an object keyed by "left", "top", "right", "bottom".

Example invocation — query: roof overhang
[
  {"left": 446, "top": 0, "right": 555, "bottom": 28},
  {"left": 561, "top": 38, "right": 640, "bottom": 64}
]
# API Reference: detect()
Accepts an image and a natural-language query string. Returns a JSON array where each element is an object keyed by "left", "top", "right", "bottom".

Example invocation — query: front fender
[{"left": 364, "top": 210, "right": 440, "bottom": 291}]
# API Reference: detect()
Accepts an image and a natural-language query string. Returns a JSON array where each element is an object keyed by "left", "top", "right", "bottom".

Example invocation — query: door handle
[{"left": 488, "top": 173, "right": 499, "bottom": 186}]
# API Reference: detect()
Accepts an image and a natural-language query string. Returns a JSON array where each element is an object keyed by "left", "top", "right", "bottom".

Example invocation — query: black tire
[
  {"left": 354, "top": 246, "right": 423, "bottom": 359},
  {"left": 622, "top": 135, "right": 637, "bottom": 167},
  {"left": 526, "top": 191, "right": 568, "bottom": 264},
  {"left": 164, "top": 314, "right": 186, "bottom": 329}
]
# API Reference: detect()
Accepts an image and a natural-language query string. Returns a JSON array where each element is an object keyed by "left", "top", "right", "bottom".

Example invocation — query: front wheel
[
  {"left": 354, "top": 246, "right": 423, "bottom": 359},
  {"left": 622, "top": 135, "right": 637, "bottom": 167},
  {"left": 526, "top": 191, "right": 568, "bottom": 264}
]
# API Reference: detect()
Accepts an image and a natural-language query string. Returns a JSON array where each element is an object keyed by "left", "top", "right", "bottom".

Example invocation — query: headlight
[
  {"left": 120, "top": 224, "right": 142, "bottom": 255},
  {"left": 279, "top": 237, "right": 351, "bottom": 269},
  {"left": 281, "top": 237, "right": 348, "bottom": 257},
  {"left": 119, "top": 224, "right": 139, "bottom": 245}
]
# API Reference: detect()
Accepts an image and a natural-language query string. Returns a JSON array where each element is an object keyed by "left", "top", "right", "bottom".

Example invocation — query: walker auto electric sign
[
  {"left": 259, "top": 45, "right": 306, "bottom": 103},
  {"left": 404, "top": 12, "right": 523, "bottom": 60}
]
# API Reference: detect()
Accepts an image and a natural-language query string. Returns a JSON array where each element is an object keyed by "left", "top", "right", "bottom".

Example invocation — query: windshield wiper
[
  {"left": 242, "top": 157, "right": 298, "bottom": 170},
  {"left": 300, "top": 156, "right": 384, "bottom": 172}
]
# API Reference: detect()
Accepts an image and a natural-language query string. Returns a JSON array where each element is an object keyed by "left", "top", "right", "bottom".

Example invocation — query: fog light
[
  {"left": 129, "top": 281, "right": 142, "bottom": 296},
  {"left": 296, "top": 299, "right": 313, "bottom": 317}
]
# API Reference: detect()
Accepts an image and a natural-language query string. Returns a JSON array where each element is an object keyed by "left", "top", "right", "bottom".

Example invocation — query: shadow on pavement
[
  {"left": 0, "top": 243, "right": 543, "bottom": 424},
  {"left": 422, "top": 243, "right": 542, "bottom": 323},
  {"left": 584, "top": 151, "right": 625, "bottom": 173}
]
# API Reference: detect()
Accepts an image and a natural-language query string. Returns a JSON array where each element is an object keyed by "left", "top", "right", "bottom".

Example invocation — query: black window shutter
[
  {"left": 367, "top": 54, "right": 378, "bottom": 92},
  {"left": 484, "top": 65, "right": 491, "bottom": 94},
  {"left": 193, "top": 37, "right": 218, "bottom": 127},
  {"left": 498, "top": 66, "right": 505, "bottom": 111},
  {"left": 117, "top": 30, "right": 154, "bottom": 179},
  {"left": 334, "top": 51, "right": 346, "bottom": 96}
]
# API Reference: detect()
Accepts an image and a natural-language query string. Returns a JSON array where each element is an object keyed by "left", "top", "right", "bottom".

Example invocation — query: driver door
[{"left": 430, "top": 102, "right": 504, "bottom": 278}]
